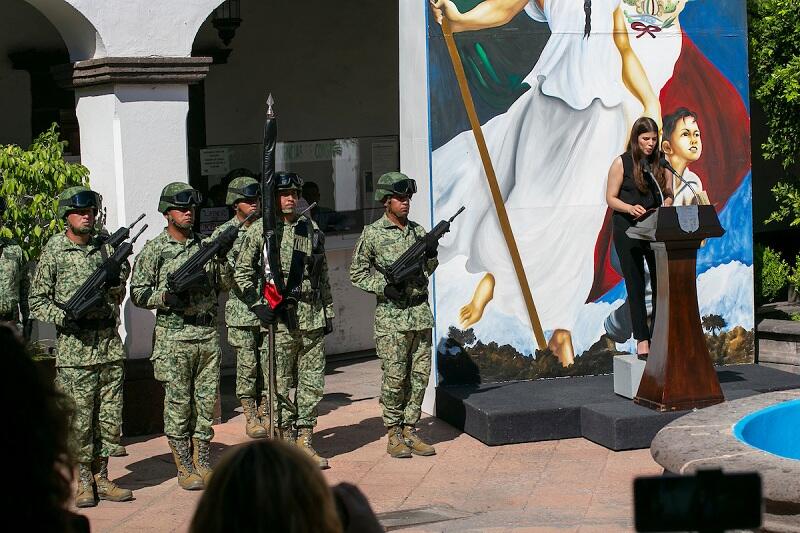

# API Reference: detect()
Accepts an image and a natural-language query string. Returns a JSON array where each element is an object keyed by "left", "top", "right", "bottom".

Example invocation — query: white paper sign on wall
[{"left": 200, "top": 147, "right": 231, "bottom": 176}]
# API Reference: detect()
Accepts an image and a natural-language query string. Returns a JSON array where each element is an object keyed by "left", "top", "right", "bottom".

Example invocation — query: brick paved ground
[{"left": 78, "top": 357, "right": 662, "bottom": 532}]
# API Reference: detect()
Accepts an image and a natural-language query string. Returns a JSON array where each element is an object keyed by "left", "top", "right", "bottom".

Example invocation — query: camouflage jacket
[
  {"left": 0, "top": 237, "right": 29, "bottom": 321},
  {"left": 350, "top": 214, "right": 437, "bottom": 335},
  {"left": 234, "top": 215, "right": 334, "bottom": 333},
  {"left": 130, "top": 228, "right": 231, "bottom": 341},
  {"left": 29, "top": 233, "right": 129, "bottom": 367},
  {"left": 211, "top": 217, "right": 258, "bottom": 328}
]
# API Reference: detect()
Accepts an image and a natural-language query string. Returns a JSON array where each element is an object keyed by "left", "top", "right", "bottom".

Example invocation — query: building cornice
[{"left": 52, "top": 56, "right": 213, "bottom": 89}]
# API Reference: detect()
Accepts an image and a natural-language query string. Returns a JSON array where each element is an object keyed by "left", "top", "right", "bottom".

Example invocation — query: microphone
[
  {"left": 660, "top": 156, "right": 701, "bottom": 206},
  {"left": 642, "top": 160, "right": 665, "bottom": 206}
]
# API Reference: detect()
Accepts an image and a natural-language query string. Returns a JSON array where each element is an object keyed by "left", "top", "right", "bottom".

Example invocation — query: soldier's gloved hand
[
  {"left": 424, "top": 235, "right": 439, "bottom": 259},
  {"left": 383, "top": 283, "right": 404, "bottom": 301},
  {"left": 216, "top": 234, "right": 236, "bottom": 258},
  {"left": 324, "top": 317, "right": 334, "bottom": 335},
  {"left": 105, "top": 262, "right": 122, "bottom": 287},
  {"left": 61, "top": 312, "right": 84, "bottom": 332},
  {"left": 252, "top": 304, "right": 276, "bottom": 325},
  {"left": 163, "top": 291, "right": 189, "bottom": 310}
]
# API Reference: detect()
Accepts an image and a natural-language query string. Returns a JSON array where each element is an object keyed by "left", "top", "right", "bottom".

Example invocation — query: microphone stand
[
  {"left": 660, "top": 157, "right": 702, "bottom": 205},
  {"left": 643, "top": 161, "right": 665, "bottom": 206}
]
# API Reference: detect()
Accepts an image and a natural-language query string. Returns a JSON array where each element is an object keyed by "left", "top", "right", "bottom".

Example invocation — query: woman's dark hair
[
  {"left": 3, "top": 325, "right": 75, "bottom": 530},
  {"left": 627, "top": 116, "right": 666, "bottom": 194},
  {"left": 584, "top": 0, "right": 592, "bottom": 38},
  {"left": 190, "top": 440, "right": 343, "bottom": 533}
]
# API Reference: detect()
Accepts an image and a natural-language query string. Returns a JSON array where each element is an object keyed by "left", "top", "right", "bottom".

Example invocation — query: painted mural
[{"left": 428, "top": 0, "right": 754, "bottom": 384}]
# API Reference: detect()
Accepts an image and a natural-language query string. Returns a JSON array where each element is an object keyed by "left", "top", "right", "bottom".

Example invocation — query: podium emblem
[{"left": 676, "top": 205, "right": 699, "bottom": 233}]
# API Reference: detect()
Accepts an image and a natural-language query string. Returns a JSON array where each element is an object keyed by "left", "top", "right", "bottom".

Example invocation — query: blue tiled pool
[{"left": 734, "top": 398, "right": 800, "bottom": 460}]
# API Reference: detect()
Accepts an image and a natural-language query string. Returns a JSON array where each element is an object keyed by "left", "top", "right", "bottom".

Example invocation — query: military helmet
[
  {"left": 158, "top": 182, "right": 202, "bottom": 213},
  {"left": 374, "top": 172, "right": 417, "bottom": 202},
  {"left": 226, "top": 176, "right": 260, "bottom": 205},
  {"left": 275, "top": 171, "right": 303, "bottom": 192},
  {"left": 57, "top": 186, "right": 102, "bottom": 218}
]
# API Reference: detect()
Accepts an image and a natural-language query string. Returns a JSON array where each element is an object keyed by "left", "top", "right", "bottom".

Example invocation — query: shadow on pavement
[
  {"left": 114, "top": 441, "right": 232, "bottom": 491},
  {"left": 316, "top": 415, "right": 461, "bottom": 459},
  {"left": 315, "top": 416, "right": 386, "bottom": 458}
]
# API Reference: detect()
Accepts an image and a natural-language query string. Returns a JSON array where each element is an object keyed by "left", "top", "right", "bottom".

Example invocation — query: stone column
[
  {"left": 399, "top": 2, "right": 436, "bottom": 415},
  {"left": 54, "top": 57, "right": 211, "bottom": 357}
]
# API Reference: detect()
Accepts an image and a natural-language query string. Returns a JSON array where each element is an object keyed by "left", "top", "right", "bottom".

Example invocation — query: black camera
[{"left": 633, "top": 469, "right": 761, "bottom": 532}]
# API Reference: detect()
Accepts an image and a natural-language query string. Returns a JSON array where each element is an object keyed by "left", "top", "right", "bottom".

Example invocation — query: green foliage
[
  {"left": 754, "top": 244, "right": 790, "bottom": 304},
  {"left": 787, "top": 253, "right": 800, "bottom": 290},
  {"left": 701, "top": 314, "right": 727, "bottom": 336},
  {"left": 0, "top": 124, "right": 89, "bottom": 261},
  {"left": 749, "top": 0, "right": 800, "bottom": 169},
  {"left": 749, "top": 0, "right": 800, "bottom": 226}
]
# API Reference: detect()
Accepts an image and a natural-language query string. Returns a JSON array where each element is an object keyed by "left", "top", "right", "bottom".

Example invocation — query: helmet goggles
[
  {"left": 276, "top": 172, "right": 303, "bottom": 190},
  {"left": 59, "top": 190, "right": 102, "bottom": 212},
  {"left": 230, "top": 183, "right": 261, "bottom": 198},
  {"left": 161, "top": 189, "right": 203, "bottom": 207},
  {"left": 386, "top": 178, "right": 417, "bottom": 197}
]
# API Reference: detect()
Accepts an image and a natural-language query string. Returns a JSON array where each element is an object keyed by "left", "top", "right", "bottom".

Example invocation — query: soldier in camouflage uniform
[
  {"left": 211, "top": 176, "right": 267, "bottom": 439},
  {"left": 29, "top": 186, "right": 133, "bottom": 507},
  {"left": 130, "top": 182, "right": 232, "bottom": 490},
  {"left": 235, "top": 171, "right": 334, "bottom": 469},
  {"left": 350, "top": 172, "right": 439, "bottom": 458},
  {"left": 0, "top": 196, "right": 30, "bottom": 330}
]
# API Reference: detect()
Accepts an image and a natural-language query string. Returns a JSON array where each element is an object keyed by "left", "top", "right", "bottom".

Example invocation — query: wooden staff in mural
[{"left": 437, "top": 15, "right": 547, "bottom": 352}]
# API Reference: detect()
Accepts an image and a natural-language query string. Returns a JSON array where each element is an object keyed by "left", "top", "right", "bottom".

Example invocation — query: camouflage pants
[
  {"left": 260, "top": 327, "right": 325, "bottom": 429},
  {"left": 56, "top": 361, "right": 124, "bottom": 463},
  {"left": 376, "top": 329, "right": 432, "bottom": 428},
  {"left": 228, "top": 325, "right": 268, "bottom": 400},
  {"left": 153, "top": 335, "right": 220, "bottom": 441}
]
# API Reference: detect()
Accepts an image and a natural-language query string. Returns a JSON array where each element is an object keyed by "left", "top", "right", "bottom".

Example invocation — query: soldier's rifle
[
  {"left": 166, "top": 211, "right": 257, "bottom": 294},
  {"left": 63, "top": 214, "right": 147, "bottom": 320},
  {"left": 377, "top": 206, "right": 465, "bottom": 286}
]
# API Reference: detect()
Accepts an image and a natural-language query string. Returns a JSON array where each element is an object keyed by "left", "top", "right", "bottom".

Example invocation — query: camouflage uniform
[
  {"left": 30, "top": 233, "right": 129, "bottom": 463},
  {"left": 234, "top": 216, "right": 334, "bottom": 432},
  {"left": 350, "top": 213, "right": 437, "bottom": 429},
  {"left": 212, "top": 217, "right": 263, "bottom": 393},
  {"left": 30, "top": 186, "right": 134, "bottom": 504},
  {"left": 130, "top": 182, "right": 230, "bottom": 490},
  {"left": 130, "top": 228, "right": 229, "bottom": 442},
  {"left": 0, "top": 237, "right": 29, "bottom": 327}
]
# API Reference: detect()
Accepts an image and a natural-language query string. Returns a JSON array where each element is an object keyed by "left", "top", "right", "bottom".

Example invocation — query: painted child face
[{"left": 665, "top": 116, "right": 702, "bottom": 163}]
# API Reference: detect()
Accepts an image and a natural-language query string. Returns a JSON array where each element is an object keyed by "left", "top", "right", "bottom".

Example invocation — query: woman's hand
[
  {"left": 430, "top": 0, "right": 463, "bottom": 28},
  {"left": 628, "top": 204, "right": 647, "bottom": 218}
]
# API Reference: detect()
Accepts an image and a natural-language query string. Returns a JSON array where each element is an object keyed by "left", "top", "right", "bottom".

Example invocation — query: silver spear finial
[{"left": 266, "top": 93, "right": 275, "bottom": 118}]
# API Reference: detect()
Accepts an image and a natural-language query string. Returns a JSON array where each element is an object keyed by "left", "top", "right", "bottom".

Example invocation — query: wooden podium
[{"left": 626, "top": 205, "right": 725, "bottom": 411}]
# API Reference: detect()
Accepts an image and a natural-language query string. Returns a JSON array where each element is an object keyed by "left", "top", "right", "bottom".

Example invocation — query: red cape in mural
[{"left": 587, "top": 34, "right": 752, "bottom": 302}]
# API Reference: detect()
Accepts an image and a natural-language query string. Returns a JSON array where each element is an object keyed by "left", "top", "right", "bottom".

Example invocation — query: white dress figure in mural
[{"left": 431, "top": 0, "right": 661, "bottom": 364}]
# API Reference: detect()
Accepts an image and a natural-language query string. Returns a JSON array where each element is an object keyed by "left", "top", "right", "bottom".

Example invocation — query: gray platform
[{"left": 435, "top": 364, "right": 800, "bottom": 451}]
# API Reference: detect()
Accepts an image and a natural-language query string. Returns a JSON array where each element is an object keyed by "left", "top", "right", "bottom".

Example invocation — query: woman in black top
[{"left": 606, "top": 117, "right": 673, "bottom": 359}]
